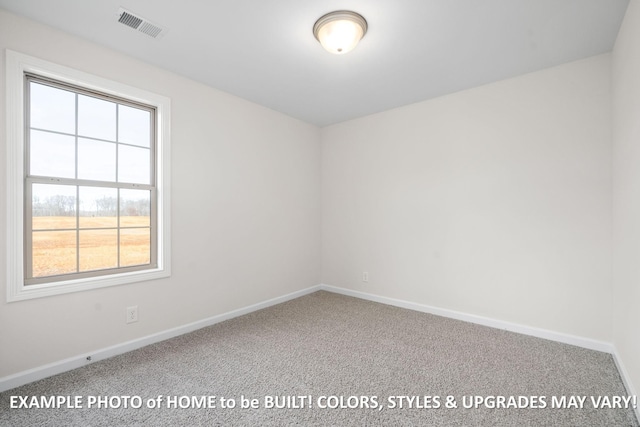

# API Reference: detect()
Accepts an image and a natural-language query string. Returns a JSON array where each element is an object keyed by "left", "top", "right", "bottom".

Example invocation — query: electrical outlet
[
  {"left": 126, "top": 306, "right": 138, "bottom": 324},
  {"left": 362, "top": 271, "right": 369, "bottom": 283}
]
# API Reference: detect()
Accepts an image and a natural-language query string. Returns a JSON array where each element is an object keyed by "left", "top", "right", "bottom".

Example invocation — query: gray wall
[
  {"left": 0, "top": 9, "right": 321, "bottom": 377},
  {"left": 322, "top": 54, "right": 612, "bottom": 341},
  {"left": 612, "top": 0, "right": 640, "bottom": 403}
]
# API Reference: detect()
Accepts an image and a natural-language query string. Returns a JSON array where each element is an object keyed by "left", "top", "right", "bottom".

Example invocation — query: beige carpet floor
[{"left": 0, "top": 291, "right": 637, "bottom": 426}]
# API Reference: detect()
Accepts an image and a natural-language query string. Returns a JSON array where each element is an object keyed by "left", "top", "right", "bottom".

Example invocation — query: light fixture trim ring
[{"left": 313, "top": 10, "right": 368, "bottom": 42}]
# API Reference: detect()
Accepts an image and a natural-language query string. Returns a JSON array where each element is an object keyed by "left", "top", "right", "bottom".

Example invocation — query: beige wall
[
  {"left": 2, "top": 4, "right": 636, "bottom": 402},
  {"left": 612, "top": 0, "right": 640, "bottom": 400},
  {"left": 0, "top": 9, "right": 321, "bottom": 377},
  {"left": 322, "top": 54, "right": 612, "bottom": 342}
]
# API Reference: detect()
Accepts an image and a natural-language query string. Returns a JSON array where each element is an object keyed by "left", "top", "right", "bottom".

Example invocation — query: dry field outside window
[{"left": 32, "top": 216, "right": 150, "bottom": 278}]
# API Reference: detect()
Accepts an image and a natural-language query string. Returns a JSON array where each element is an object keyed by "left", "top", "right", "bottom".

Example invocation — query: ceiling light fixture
[{"left": 313, "top": 10, "right": 368, "bottom": 55}]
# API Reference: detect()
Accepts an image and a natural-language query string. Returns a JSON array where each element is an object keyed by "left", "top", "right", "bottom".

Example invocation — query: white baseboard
[
  {"left": 319, "top": 284, "right": 614, "bottom": 353},
  {"left": 0, "top": 285, "right": 321, "bottom": 393},
  {"left": 612, "top": 348, "right": 640, "bottom": 423},
  {"left": 3, "top": 281, "right": 636, "bottom": 423},
  {"left": 320, "top": 285, "right": 640, "bottom": 421}
]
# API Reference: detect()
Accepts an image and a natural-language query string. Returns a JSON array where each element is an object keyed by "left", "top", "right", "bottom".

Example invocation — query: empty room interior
[{"left": 1, "top": 0, "right": 639, "bottom": 425}]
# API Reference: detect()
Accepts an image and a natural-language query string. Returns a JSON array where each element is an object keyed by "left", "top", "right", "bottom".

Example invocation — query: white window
[{"left": 6, "top": 50, "right": 171, "bottom": 301}]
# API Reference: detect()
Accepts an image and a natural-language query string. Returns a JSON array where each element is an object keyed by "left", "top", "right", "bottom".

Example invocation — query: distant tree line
[
  {"left": 32, "top": 195, "right": 75, "bottom": 217},
  {"left": 33, "top": 195, "right": 149, "bottom": 217}
]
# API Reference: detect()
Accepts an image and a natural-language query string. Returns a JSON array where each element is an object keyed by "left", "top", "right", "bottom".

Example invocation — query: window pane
[
  {"left": 32, "top": 183, "right": 76, "bottom": 230},
  {"left": 120, "top": 189, "right": 150, "bottom": 227},
  {"left": 78, "top": 94, "right": 116, "bottom": 141},
  {"left": 21, "top": 73, "right": 161, "bottom": 289},
  {"left": 79, "top": 229, "right": 118, "bottom": 272},
  {"left": 120, "top": 228, "right": 150, "bottom": 267},
  {"left": 32, "top": 230, "right": 77, "bottom": 278},
  {"left": 118, "top": 145, "right": 150, "bottom": 184},
  {"left": 30, "top": 130, "right": 75, "bottom": 178},
  {"left": 78, "top": 138, "right": 116, "bottom": 181},
  {"left": 29, "top": 82, "right": 75, "bottom": 134},
  {"left": 79, "top": 186, "right": 117, "bottom": 228},
  {"left": 119, "top": 105, "right": 151, "bottom": 147}
]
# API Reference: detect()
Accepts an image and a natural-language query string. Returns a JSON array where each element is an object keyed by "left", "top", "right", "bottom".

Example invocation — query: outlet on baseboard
[
  {"left": 126, "top": 306, "right": 138, "bottom": 324},
  {"left": 362, "top": 271, "right": 369, "bottom": 283}
]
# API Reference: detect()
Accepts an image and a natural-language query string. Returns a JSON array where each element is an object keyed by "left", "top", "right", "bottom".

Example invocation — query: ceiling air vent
[{"left": 117, "top": 8, "right": 167, "bottom": 39}]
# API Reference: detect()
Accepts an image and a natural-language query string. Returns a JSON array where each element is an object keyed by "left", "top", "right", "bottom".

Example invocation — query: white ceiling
[{"left": 0, "top": 0, "right": 630, "bottom": 126}]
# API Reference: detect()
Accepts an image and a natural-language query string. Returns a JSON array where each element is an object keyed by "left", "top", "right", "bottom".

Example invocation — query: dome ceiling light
[{"left": 313, "top": 10, "right": 368, "bottom": 55}]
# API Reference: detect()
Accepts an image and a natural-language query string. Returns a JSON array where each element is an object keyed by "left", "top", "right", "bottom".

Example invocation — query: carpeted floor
[{"left": 0, "top": 291, "right": 637, "bottom": 426}]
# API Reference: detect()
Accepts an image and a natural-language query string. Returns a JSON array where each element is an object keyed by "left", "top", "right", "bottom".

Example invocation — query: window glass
[
  {"left": 32, "top": 183, "right": 76, "bottom": 230},
  {"left": 32, "top": 230, "right": 77, "bottom": 277},
  {"left": 23, "top": 74, "right": 158, "bottom": 286},
  {"left": 120, "top": 189, "right": 151, "bottom": 227},
  {"left": 78, "top": 94, "right": 116, "bottom": 141},
  {"left": 79, "top": 186, "right": 118, "bottom": 228},
  {"left": 30, "top": 130, "right": 76, "bottom": 178},
  {"left": 78, "top": 138, "right": 116, "bottom": 181},
  {"left": 118, "top": 145, "right": 151, "bottom": 184},
  {"left": 120, "top": 228, "right": 151, "bottom": 267},
  {"left": 30, "top": 82, "right": 75, "bottom": 134},
  {"left": 119, "top": 105, "right": 151, "bottom": 147},
  {"left": 79, "top": 229, "right": 118, "bottom": 272}
]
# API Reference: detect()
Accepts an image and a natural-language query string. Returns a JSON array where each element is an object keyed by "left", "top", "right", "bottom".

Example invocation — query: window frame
[
  {"left": 6, "top": 50, "right": 171, "bottom": 302},
  {"left": 24, "top": 75, "right": 158, "bottom": 284}
]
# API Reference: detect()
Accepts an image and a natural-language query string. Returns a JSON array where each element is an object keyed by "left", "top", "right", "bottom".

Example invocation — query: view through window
[{"left": 25, "top": 75, "right": 157, "bottom": 285}]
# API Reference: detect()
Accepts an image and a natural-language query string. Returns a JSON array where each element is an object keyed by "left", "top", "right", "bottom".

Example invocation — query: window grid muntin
[
  {"left": 26, "top": 75, "right": 156, "bottom": 185},
  {"left": 24, "top": 74, "right": 157, "bottom": 285}
]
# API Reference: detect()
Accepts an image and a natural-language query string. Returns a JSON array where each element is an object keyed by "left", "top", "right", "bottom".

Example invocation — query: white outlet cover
[{"left": 126, "top": 306, "right": 138, "bottom": 323}]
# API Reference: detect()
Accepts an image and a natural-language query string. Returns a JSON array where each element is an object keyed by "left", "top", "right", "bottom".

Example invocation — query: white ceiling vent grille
[{"left": 117, "top": 8, "right": 167, "bottom": 39}]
